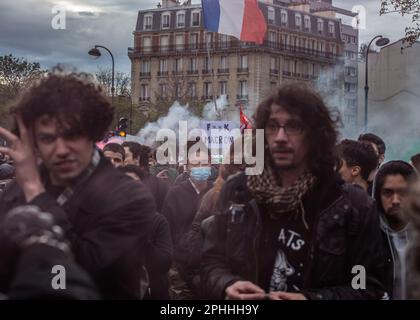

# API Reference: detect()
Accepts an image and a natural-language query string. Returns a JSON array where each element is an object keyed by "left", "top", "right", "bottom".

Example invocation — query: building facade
[
  {"left": 128, "top": 0, "right": 348, "bottom": 117},
  {"left": 358, "top": 40, "right": 420, "bottom": 160}
]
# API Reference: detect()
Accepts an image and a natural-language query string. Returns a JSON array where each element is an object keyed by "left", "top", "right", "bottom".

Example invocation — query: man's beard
[{"left": 385, "top": 207, "right": 406, "bottom": 226}]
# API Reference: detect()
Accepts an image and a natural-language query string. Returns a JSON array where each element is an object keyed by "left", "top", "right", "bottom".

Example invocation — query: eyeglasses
[{"left": 265, "top": 120, "right": 305, "bottom": 136}]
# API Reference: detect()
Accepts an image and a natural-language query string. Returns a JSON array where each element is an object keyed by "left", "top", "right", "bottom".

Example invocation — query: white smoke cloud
[{"left": 137, "top": 95, "right": 242, "bottom": 147}]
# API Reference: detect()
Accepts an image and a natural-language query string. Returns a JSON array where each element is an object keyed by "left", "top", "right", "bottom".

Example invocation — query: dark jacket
[
  {"left": 8, "top": 244, "right": 99, "bottom": 300},
  {"left": 0, "top": 156, "right": 156, "bottom": 299},
  {"left": 162, "top": 179, "right": 212, "bottom": 280},
  {"left": 200, "top": 172, "right": 386, "bottom": 300},
  {"left": 144, "top": 213, "right": 173, "bottom": 300},
  {"left": 142, "top": 172, "right": 170, "bottom": 213}
]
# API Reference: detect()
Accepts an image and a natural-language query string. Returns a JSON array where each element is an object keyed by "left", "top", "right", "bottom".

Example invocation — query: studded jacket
[{"left": 200, "top": 172, "right": 386, "bottom": 300}]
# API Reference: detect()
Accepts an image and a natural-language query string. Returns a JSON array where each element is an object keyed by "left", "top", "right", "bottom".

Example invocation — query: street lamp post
[
  {"left": 364, "top": 35, "right": 390, "bottom": 132},
  {"left": 88, "top": 45, "right": 115, "bottom": 116}
]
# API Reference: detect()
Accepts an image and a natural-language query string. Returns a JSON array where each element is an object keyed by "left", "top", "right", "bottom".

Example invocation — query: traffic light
[{"left": 117, "top": 117, "right": 128, "bottom": 137}]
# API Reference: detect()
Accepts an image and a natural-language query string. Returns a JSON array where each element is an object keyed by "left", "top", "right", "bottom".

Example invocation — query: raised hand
[{"left": 0, "top": 114, "right": 45, "bottom": 202}]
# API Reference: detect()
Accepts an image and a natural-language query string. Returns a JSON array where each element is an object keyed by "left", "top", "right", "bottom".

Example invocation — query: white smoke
[{"left": 137, "top": 95, "right": 242, "bottom": 147}]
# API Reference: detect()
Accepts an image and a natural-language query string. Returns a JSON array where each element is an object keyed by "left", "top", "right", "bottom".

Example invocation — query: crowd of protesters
[{"left": 0, "top": 72, "right": 420, "bottom": 300}]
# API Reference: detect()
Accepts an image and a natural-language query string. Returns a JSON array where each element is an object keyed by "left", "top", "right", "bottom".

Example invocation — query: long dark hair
[{"left": 254, "top": 83, "right": 340, "bottom": 179}]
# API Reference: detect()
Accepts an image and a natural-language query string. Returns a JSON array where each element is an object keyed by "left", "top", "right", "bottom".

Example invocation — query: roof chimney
[{"left": 162, "top": 0, "right": 178, "bottom": 8}]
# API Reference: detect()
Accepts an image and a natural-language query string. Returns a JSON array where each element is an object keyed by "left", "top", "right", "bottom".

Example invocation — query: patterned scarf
[{"left": 247, "top": 165, "right": 316, "bottom": 219}]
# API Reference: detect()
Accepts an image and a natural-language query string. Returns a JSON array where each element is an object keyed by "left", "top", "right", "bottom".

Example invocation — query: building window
[
  {"left": 174, "top": 58, "right": 183, "bottom": 72},
  {"left": 192, "top": 11, "right": 200, "bottom": 27},
  {"left": 328, "top": 22, "right": 335, "bottom": 36},
  {"left": 295, "top": 14, "right": 301, "bottom": 29},
  {"left": 162, "top": 13, "right": 170, "bottom": 29},
  {"left": 270, "top": 57, "right": 277, "bottom": 71},
  {"left": 141, "top": 60, "right": 150, "bottom": 73},
  {"left": 219, "top": 34, "right": 229, "bottom": 48},
  {"left": 268, "top": 6, "right": 275, "bottom": 24},
  {"left": 283, "top": 59, "right": 290, "bottom": 73},
  {"left": 281, "top": 10, "right": 288, "bottom": 25},
  {"left": 204, "top": 82, "right": 212, "bottom": 98},
  {"left": 189, "top": 82, "right": 197, "bottom": 97},
  {"left": 177, "top": 12, "right": 185, "bottom": 28},
  {"left": 176, "top": 34, "right": 184, "bottom": 50},
  {"left": 220, "top": 81, "right": 227, "bottom": 95},
  {"left": 159, "top": 59, "right": 167, "bottom": 72},
  {"left": 238, "top": 80, "right": 247, "bottom": 98},
  {"left": 175, "top": 83, "right": 181, "bottom": 99},
  {"left": 345, "top": 51, "right": 356, "bottom": 60},
  {"left": 190, "top": 33, "right": 198, "bottom": 49},
  {"left": 144, "top": 15, "right": 153, "bottom": 30},
  {"left": 141, "top": 84, "right": 149, "bottom": 100},
  {"left": 239, "top": 55, "right": 248, "bottom": 68},
  {"left": 159, "top": 83, "right": 167, "bottom": 97},
  {"left": 160, "top": 35, "right": 169, "bottom": 51},
  {"left": 142, "top": 36, "right": 151, "bottom": 52},
  {"left": 317, "top": 19, "right": 323, "bottom": 34},
  {"left": 189, "top": 58, "right": 197, "bottom": 72},
  {"left": 346, "top": 66, "right": 357, "bottom": 76},
  {"left": 220, "top": 56, "right": 227, "bottom": 69},
  {"left": 347, "top": 99, "right": 357, "bottom": 108},
  {"left": 304, "top": 16, "right": 310, "bottom": 31},
  {"left": 281, "top": 34, "right": 288, "bottom": 47},
  {"left": 204, "top": 57, "right": 211, "bottom": 71},
  {"left": 206, "top": 33, "right": 213, "bottom": 48},
  {"left": 345, "top": 83, "right": 357, "bottom": 92},
  {"left": 268, "top": 31, "right": 277, "bottom": 47}
]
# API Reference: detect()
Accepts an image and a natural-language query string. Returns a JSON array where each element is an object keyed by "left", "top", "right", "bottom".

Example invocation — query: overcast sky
[{"left": 0, "top": 0, "right": 413, "bottom": 75}]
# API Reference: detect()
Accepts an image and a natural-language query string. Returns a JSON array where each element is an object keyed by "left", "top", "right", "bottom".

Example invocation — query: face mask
[{"left": 190, "top": 167, "right": 211, "bottom": 182}]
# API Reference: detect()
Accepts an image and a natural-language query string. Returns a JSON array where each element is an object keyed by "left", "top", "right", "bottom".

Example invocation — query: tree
[
  {"left": 95, "top": 67, "right": 130, "bottom": 96},
  {"left": 359, "top": 43, "right": 377, "bottom": 61},
  {"left": 0, "top": 54, "right": 43, "bottom": 101},
  {"left": 380, "top": 0, "right": 420, "bottom": 45},
  {"left": 0, "top": 54, "right": 44, "bottom": 128},
  {"left": 149, "top": 73, "right": 206, "bottom": 123}
]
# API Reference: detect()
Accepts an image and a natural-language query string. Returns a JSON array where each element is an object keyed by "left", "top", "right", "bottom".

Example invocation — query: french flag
[{"left": 202, "top": 0, "right": 267, "bottom": 44}]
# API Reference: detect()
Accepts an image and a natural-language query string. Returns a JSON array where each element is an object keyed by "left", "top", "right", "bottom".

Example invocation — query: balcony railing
[
  {"left": 157, "top": 71, "right": 169, "bottom": 77},
  {"left": 187, "top": 70, "right": 199, "bottom": 75},
  {"left": 237, "top": 94, "right": 248, "bottom": 100},
  {"left": 202, "top": 95, "right": 213, "bottom": 101},
  {"left": 202, "top": 69, "right": 211, "bottom": 75},
  {"left": 172, "top": 71, "right": 183, "bottom": 76},
  {"left": 282, "top": 71, "right": 291, "bottom": 76},
  {"left": 139, "top": 97, "right": 151, "bottom": 102},
  {"left": 237, "top": 67, "right": 249, "bottom": 73},
  {"left": 218, "top": 68, "right": 229, "bottom": 74},
  {"left": 139, "top": 72, "right": 151, "bottom": 78},
  {"left": 129, "top": 41, "right": 341, "bottom": 61},
  {"left": 270, "top": 69, "right": 279, "bottom": 75}
]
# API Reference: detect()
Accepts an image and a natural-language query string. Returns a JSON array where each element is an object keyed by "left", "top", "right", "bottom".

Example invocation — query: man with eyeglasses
[{"left": 200, "top": 83, "right": 385, "bottom": 300}]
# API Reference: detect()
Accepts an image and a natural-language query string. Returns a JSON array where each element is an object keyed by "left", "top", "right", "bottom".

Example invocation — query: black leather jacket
[{"left": 200, "top": 172, "right": 386, "bottom": 300}]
